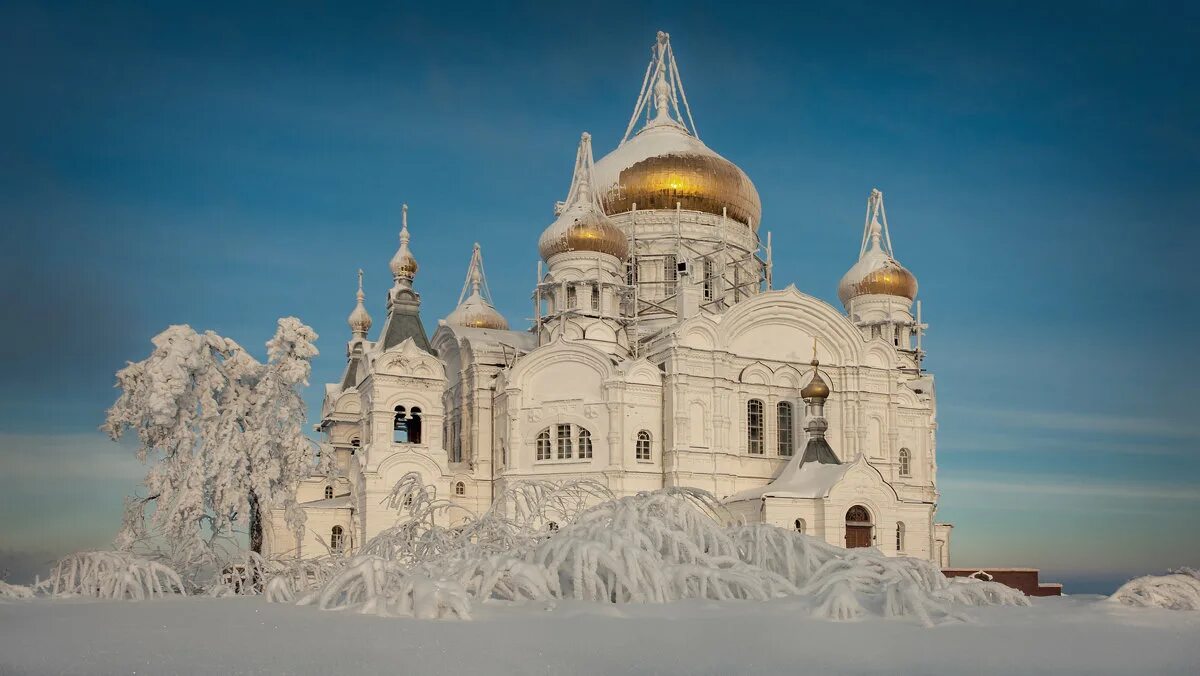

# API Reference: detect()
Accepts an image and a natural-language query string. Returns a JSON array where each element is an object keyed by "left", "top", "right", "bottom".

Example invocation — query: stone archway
[{"left": 845, "top": 505, "right": 873, "bottom": 548}]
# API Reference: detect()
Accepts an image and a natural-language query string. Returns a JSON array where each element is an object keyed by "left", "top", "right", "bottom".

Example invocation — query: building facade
[{"left": 267, "top": 32, "right": 954, "bottom": 566}]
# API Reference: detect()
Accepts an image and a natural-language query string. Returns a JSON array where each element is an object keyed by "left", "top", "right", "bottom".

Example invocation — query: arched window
[
  {"left": 663, "top": 254, "right": 677, "bottom": 296},
  {"left": 536, "top": 429, "right": 552, "bottom": 461},
  {"left": 794, "top": 518, "right": 805, "bottom": 534},
  {"left": 408, "top": 407, "right": 423, "bottom": 445},
  {"left": 896, "top": 522, "right": 906, "bottom": 552},
  {"left": 454, "top": 481, "right": 465, "bottom": 496},
  {"left": 556, "top": 423, "right": 573, "bottom": 459},
  {"left": 567, "top": 284, "right": 578, "bottom": 308},
  {"left": 636, "top": 430, "right": 652, "bottom": 461},
  {"left": 590, "top": 284, "right": 600, "bottom": 311},
  {"left": 350, "top": 438, "right": 360, "bottom": 456},
  {"left": 393, "top": 405, "right": 408, "bottom": 443},
  {"left": 330, "top": 525, "right": 344, "bottom": 552},
  {"left": 898, "top": 448, "right": 911, "bottom": 477},
  {"left": 324, "top": 485, "right": 333, "bottom": 500},
  {"left": 777, "top": 402, "right": 794, "bottom": 456},
  {"left": 579, "top": 428, "right": 593, "bottom": 459},
  {"left": 747, "top": 399, "right": 764, "bottom": 454}
]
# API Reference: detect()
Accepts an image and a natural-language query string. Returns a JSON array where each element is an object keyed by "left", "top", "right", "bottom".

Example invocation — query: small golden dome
[
  {"left": 389, "top": 204, "right": 419, "bottom": 281},
  {"left": 801, "top": 360, "right": 830, "bottom": 400},
  {"left": 540, "top": 132, "right": 630, "bottom": 261},
  {"left": 347, "top": 269, "right": 372, "bottom": 335},
  {"left": 594, "top": 125, "right": 761, "bottom": 229},
  {"left": 538, "top": 208, "right": 629, "bottom": 261}
]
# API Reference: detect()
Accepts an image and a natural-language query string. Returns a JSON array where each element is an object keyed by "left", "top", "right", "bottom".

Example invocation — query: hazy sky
[{"left": 2, "top": 1, "right": 1197, "bottom": 591}]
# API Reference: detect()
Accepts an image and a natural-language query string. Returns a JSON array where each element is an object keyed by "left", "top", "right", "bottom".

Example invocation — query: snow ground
[{"left": 1, "top": 596, "right": 1196, "bottom": 675}]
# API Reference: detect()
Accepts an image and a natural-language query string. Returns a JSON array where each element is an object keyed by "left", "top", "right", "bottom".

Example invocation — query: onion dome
[
  {"left": 539, "top": 132, "right": 629, "bottom": 261},
  {"left": 592, "top": 32, "right": 761, "bottom": 230},
  {"left": 446, "top": 244, "right": 509, "bottom": 330},
  {"left": 801, "top": 359, "right": 831, "bottom": 400},
  {"left": 389, "top": 204, "right": 419, "bottom": 282},
  {"left": 347, "top": 269, "right": 373, "bottom": 336},
  {"left": 837, "top": 189, "right": 918, "bottom": 307}
]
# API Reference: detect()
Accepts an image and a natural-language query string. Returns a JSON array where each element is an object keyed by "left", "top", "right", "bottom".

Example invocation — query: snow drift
[
  {"left": 297, "top": 479, "right": 1027, "bottom": 625},
  {"left": 1110, "top": 568, "right": 1200, "bottom": 611}
]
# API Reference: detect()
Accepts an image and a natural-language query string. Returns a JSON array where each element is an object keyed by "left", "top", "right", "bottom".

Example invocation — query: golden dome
[
  {"left": 593, "top": 124, "right": 761, "bottom": 229},
  {"left": 838, "top": 260, "right": 918, "bottom": 305},
  {"left": 446, "top": 293, "right": 509, "bottom": 330},
  {"left": 801, "top": 360, "right": 831, "bottom": 400},
  {"left": 539, "top": 208, "right": 629, "bottom": 261}
]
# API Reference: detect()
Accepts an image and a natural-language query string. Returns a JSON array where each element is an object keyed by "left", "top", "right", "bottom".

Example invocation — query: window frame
[
  {"left": 747, "top": 399, "right": 765, "bottom": 455},
  {"left": 777, "top": 401, "right": 794, "bottom": 456},
  {"left": 579, "top": 428, "right": 593, "bottom": 459},
  {"left": 330, "top": 525, "right": 345, "bottom": 552},
  {"left": 636, "top": 430, "right": 652, "bottom": 461},
  {"left": 899, "top": 448, "right": 912, "bottom": 477}
]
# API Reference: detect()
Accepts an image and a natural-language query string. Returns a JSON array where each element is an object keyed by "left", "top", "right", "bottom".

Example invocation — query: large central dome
[{"left": 594, "top": 124, "right": 762, "bottom": 230}]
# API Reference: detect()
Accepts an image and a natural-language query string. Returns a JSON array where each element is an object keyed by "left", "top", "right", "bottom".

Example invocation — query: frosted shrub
[
  {"left": 299, "top": 479, "right": 1029, "bottom": 625},
  {"left": 46, "top": 551, "right": 185, "bottom": 600},
  {"left": 1110, "top": 570, "right": 1200, "bottom": 610},
  {"left": 0, "top": 581, "right": 34, "bottom": 601}
]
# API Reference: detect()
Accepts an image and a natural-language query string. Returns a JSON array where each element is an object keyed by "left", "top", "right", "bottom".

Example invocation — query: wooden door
[{"left": 846, "top": 525, "right": 872, "bottom": 548}]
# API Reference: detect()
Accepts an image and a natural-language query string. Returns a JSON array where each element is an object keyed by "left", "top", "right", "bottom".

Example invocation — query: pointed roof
[
  {"left": 379, "top": 205, "right": 432, "bottom": 353},
  {"left": 538, "top": 132, "right": 628, "bottom": 261},
  {"left": 446, "top": 244, "right": 509, "bottom": 330}
]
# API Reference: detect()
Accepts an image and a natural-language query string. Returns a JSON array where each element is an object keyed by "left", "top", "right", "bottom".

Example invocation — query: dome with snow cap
[
  {"left": 389, "top": 204, "right": 419, "bottom": 281},
  {"left": 593, "top": 31, "right": 761, "bottom": 230},
  {"left": 594, "top": 124, "right": 761, "bottom": 229},
  {"left": 837, "top": 189, "right": 918, "bottom": 307},
  {"left": 347, "top": 269, "right": 373, "bottom": 336},
  {"left": 539, "top": 132, "right": 629, "bottom": 261},
  {"left": 446, "top": 243, "right": 509, "bottom": 330}
]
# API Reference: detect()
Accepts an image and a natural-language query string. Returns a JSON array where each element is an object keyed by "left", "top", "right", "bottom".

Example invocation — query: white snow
[
  {"left": 1110, "top": 568, "right": 1200, "bottom": 611},
  {"left": 1, "top": 595, "right": 1196, "bottom": 675}
]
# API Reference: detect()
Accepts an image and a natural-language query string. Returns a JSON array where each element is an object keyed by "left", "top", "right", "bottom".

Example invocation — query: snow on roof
[
  {"left": 726, "top": 460, "right": 851, "bottom": 502},
  {"left": 447, "top": 325, "right": 537, "bottom": 351},
  {"left": 299, "top": 496, "right": 352, "bottom": 509}
]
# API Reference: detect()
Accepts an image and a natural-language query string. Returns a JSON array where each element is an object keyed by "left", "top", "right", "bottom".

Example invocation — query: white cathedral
[{"left": 266, "top": 32, "right": 953, "bottom": 567}]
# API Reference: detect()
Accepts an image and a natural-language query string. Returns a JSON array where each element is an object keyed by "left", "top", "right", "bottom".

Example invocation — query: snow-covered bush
[
  {"left": 0, "top": 580, "right": 34, "bottom": 601},
  {"left": 300, "top": 480, "right": 1027, "bottom": 625},
  {"left": 45, "top": 551, "right": 185, "bottom": 600},
  {"left": 1110, "top": 569, "right": 1200, "bottom": 610}
]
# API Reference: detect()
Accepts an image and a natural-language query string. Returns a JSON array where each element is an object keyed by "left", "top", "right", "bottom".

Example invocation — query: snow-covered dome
[
  {"left": 837, "top": 215, "right": 918, "bottom": 307},
  {"left": 445, "top": 292, "right": 508, "bottom": 331},
  {"left": 446, "top": 243, "right": 509, "bottom": 331},
  {"left": 539, "top": 132, "right": 629, "bottom": 261},
  {"left": 593, "top": 123, "right": 761, "bottom": 230}
]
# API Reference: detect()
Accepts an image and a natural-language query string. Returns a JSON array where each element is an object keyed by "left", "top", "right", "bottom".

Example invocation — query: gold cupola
[
  {"left": 838, "top": 189, "right": 918, "bottom": 306},
  {"left": 347, "top": 268, "right": 373, "bottom": 336},
  {"left": 801, "top": 359, "right": 831, "bottom": 400},
  {"left": 446, "top": 243, "right": 509, "bottom": 330},
  {"left": 592, "top": 32, "right": 762, "bottom": 230},
  {"left": 539, "top": 132, "right": 629, "bottom": 261},
  {"left": 389, "top": 204, "right": 419, "bottom": 282}
]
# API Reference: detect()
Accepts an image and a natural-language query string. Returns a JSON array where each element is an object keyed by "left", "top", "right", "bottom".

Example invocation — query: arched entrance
[{"left": 845, "top": 505, "right": 873, "bottom": 548}]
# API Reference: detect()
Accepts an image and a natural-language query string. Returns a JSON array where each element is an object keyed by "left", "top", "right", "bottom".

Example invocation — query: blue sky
[{"left": 1, "top": 1, "right": 1196, "bottom": 591}]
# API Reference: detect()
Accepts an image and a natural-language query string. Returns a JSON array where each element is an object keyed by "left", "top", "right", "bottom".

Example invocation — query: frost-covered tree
[{"left": 103, "top": 318, "right": 322, "bottom": 557}]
